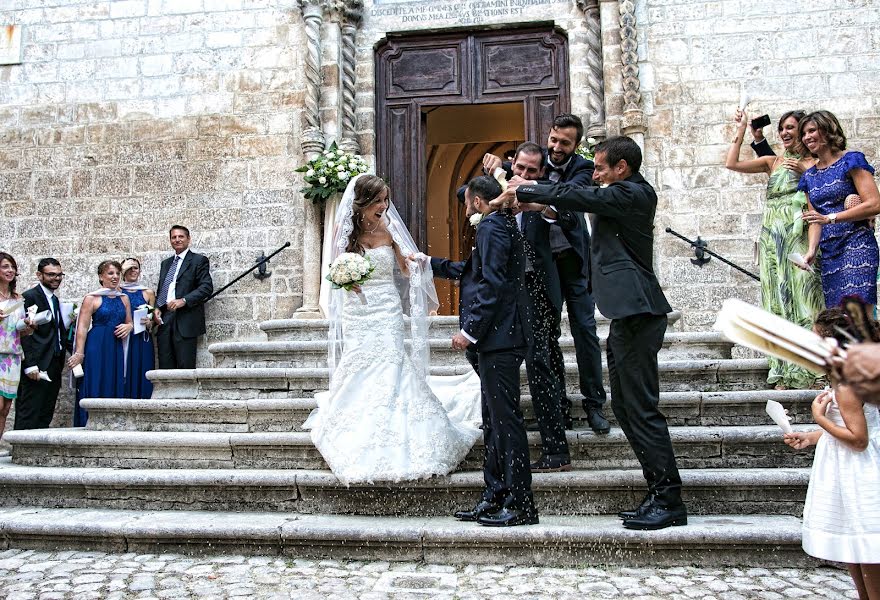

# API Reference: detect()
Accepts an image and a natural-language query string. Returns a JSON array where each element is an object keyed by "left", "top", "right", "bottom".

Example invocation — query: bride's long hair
[{"left": 346, "top": 175, "right": 389, "bottom": 255}]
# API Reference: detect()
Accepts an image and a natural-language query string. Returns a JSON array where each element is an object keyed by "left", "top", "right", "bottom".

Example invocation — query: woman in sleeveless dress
[
  {"left": 304, "top": 174, "right": 481, "bottom": 485},
  {"left": 120, "top": 258, "right": 156, "bottom": 399},
  {"left": 0, "top": 252, "right": 34, "bottom": 440},
  {"left": 726, "top": 109, "right": 825, "bottom": 389},
  {"left": 68, "top": 260, "right": 132, "bottom": 427},
  {"left": 798, "top": 110, "right": 880, "bottom": 312}
]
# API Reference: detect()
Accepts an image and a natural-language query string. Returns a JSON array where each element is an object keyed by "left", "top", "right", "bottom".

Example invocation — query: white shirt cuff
[
  {"left": 24, "top": 366, "right": 39, "bottom": 375},
  {"left": 460, "top": 329, "right": 477, "bottom": 344}
]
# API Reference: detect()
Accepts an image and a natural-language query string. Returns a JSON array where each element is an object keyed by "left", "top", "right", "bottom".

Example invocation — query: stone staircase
[{"left": 0, "top": 312, "right": 820, "bottom": 566}]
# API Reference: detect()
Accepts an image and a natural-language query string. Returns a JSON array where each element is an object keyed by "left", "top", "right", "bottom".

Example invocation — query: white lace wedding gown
[{"left": 304, "top": 245, "right": 482, "bottom": 485}]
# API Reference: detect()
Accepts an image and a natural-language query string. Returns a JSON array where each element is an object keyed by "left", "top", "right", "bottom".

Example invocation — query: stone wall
[{"left": 0, "top": 0, "right": 309, "bottom": 359}]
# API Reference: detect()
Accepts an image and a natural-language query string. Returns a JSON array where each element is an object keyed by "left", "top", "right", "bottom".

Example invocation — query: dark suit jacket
[
  {"left": 20, "top": 285, "right": 69, "bottom": 372},
  {"left": 505, "top": 153, "right": 594, "bottom": 281},
  {"left": 431, "top": 211, "right": 531, "bottom": 353},
  {"left": 518, "top": 173, "right": 672, "bottom": 320},
  {"left": 752, "top": 139, "right": 776, "bottom": 157},
  {"left": 157, "top": 251, "right": 213, "bottom": 338}
]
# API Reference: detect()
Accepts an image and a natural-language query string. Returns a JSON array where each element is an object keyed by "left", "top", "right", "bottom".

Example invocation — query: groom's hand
[{"left": 451, "top": 332, "right": 470, "bottom": 351}]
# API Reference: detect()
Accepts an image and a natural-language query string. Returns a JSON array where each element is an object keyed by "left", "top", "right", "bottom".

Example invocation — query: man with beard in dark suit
[
  {"left": 155, "top": 225, "right": 213, "bottom": 369},
  {"left": 15, "top": 258, "right": 69, "bottom": 430},
  {"left": 483, "top": 114, "right": 609, "bottom": 435},
  {"left": 430, "top": 175, "right": 537, "bottom": 527},
  {"left": 495, "top": 136, "right": 686, "bottom": 531}
]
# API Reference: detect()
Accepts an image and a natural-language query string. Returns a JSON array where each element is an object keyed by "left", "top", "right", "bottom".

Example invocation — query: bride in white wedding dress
[{"left": 303, "top": 173, "right": 482, "bottom": 485}]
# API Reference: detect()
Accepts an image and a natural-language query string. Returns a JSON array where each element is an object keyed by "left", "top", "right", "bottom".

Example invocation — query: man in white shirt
[
  {"left": 155, "top": 225, "right": 213, "bottom": 369},
  {"left": 15, "top": 258, "right": 69, "bottom": 430}
]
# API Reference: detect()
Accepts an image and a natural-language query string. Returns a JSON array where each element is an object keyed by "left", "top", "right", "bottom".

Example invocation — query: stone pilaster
[
  {"left": 617, "top": 0, "right": 645, "bottom": 139},
  {"left": 295, "top": 0, "right": 328, "bottom": 319},
  {"left": 338, "top": 0, "right": 364, "bottom": 154},
  {"left": 577, "top": 0, "right": 606, "bottom": 141}
]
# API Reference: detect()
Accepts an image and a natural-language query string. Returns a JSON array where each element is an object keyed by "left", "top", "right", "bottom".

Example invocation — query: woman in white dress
[
  {"left": 784, "top": 309, "right": 880, "bottom": 600},
  {"left": 304, "top": 174, "right": 481, "bottom": 485}
]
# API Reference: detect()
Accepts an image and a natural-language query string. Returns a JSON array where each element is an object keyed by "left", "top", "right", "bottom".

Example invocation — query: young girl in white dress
[{"left": 785, "top": 309, "right": 880, "bottom": 600}]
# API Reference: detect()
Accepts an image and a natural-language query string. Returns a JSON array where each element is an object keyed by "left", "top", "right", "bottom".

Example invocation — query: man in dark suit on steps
[
  {"left": 498, "top": 136, "right": 687, "bottom": 531},
  {"left": 15, "top": 258, "right": 69, "bottom": 430},
  {"left": 155, "top": 225, "right": 213, "bottom": 369},
  {"left": 430, "top": 175, "right": 538, "bottom": 528}
]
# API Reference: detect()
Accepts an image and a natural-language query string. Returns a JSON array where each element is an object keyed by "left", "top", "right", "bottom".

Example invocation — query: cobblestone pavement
[{"left": 0, "top": 548, "right": 856, "bottom": 599}]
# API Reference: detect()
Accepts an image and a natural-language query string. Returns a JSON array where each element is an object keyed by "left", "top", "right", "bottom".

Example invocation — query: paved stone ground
[{"left": 0, "top": 548, "right": 858, "bottom": 599}]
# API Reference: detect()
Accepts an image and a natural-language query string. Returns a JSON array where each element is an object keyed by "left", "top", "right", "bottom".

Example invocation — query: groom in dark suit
[
  {"left": 499, "top": 136, "right": 686, "bottom": 531},
  {"left": 155, "top": 225, "right": 213, "bottom": 369},
  {"left": 430, "top": 175, "right": 538, "bottom": 527},
  {"left": 15, "top": 258, "right": 70, "bottom": 430}
]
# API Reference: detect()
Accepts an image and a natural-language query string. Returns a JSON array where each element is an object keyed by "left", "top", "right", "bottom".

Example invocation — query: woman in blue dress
[
  {"left": 68, "top": 260, "right": 132, "bottom": 427},
  {"left": 120, "top": 258, "right": 156, "bottom": 399},
  {"left": 798, "top": 110, "right": 880, "bottom": 311}
]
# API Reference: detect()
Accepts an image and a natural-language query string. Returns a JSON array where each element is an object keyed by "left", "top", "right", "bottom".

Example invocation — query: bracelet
[{"left": 731, "top": 137, "right": 743, "bottom": 144}]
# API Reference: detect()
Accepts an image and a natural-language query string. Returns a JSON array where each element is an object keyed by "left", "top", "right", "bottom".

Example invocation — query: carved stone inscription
[{"left": 370, "top": 0, "right": 562, "bottom": 26}]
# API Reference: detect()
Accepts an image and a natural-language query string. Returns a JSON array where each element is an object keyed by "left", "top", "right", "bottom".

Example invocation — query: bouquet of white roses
[
  {"left": 295, "top": 141, "right": 370, "bottom": 203},
  {"left": 327, "top": 252, "right": 375, "bottom": 304}
]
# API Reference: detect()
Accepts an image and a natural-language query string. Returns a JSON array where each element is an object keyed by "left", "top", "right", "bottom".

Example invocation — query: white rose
[
  {"left": 339, "top": 171, "right": 349, "bottom": 180},
  {"left": 587, "top": 137, "right": 597, "bottom": 145},
  {"left": 318, "top": 176, "right": 327, "bottom": 185},
  {"left": 327, "top": 161, "right": 335, "bottom": 168},
  {"left": 305, "top": 169, "right": 314, "bottom": 178},
  {"left": 469, "top": 213, "right": 483, "bottom": 227}
]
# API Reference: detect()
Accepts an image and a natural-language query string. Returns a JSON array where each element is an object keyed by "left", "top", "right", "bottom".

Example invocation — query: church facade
[{"left": 1, "top": 0, "right": 878, "bottom": 349}]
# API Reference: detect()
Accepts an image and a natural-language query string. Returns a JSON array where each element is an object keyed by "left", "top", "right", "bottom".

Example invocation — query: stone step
[
  {"left": 144, "top": 359, "right": 771, "bottom": 400},
  {"left": 0, "top": 507, "right": 811, "bottom": 566},
  {"left": 258, "top": 310, "right": 684, "bottom": 342},
  {"left": 5, "top": 426, "right": 814, "bottom": 471},
  {"left": 208, "top": 331, "right": 733, "bottom": 368},
  {"left": 0, "top": 459, "right": 808, "bottom": 517},
  {"left": 81, "top": 389, "right": 819, "bottom": 433}
]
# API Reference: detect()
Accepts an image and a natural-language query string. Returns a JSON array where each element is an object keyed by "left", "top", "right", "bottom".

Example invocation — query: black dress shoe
[
  {"left": 618, "top": 493, "right": 654, "bottom": 520},
  {"left": 622, "top": 504, "right": 687, "bottom": 530},
  {"left": 530, "top": 456, "right": 572, "bottom": 472},
  {"left": 586, "top": 408, "right": 610, "bottom": 434},
  {"left": 454, "top": 500, "right": 500, "bottom": 522},
  {"left": 476, "top": 507, "right": 539, "bottom": 527}
]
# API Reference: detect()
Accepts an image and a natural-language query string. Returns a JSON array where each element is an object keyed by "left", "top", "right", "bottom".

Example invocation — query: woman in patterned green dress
[{"left": 726, "top": 109, "right": 825, "bottom": 388}]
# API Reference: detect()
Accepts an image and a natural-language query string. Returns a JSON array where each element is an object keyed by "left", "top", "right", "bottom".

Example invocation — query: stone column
[
  {"left": 577, "top": 0, "right": 606, "bottom": 141},
  {"left": 337, "top": 0, "right": 363, "bottom": 154},
  {"left": 295, "top": 0, "right": 327, "bottom": 319},
  {"left": 617, "top": 0, "right": 645, "bottom": 145}
]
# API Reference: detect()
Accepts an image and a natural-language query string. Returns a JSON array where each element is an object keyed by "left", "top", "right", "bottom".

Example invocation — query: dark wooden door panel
[{"left": 376, "top": 27, "right": 570, "bottom": 251}]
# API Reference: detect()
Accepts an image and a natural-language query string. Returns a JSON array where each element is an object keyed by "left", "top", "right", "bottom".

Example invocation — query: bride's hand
[
  {"left": 407, "top": 252, "right": 429, "bottom": 264},
  {"left": 350, "top": 284, "right": 362, "bottom": 294}
]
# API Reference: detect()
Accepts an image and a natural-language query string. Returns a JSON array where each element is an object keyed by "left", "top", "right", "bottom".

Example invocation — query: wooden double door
[{"left": 375, "top": 27, "right": 571, "bottom": 252}]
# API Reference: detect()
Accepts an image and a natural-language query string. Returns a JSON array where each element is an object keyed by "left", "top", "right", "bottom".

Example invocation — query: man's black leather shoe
[
  {"left": 617, "top": 493, "right": 653, "bottom": 520},
  {"left": 586, "top": 408, "right": 610, "bottom": 434},
  {"left": 530, "top": 456, "right": 572, "bottom": 472},
  {"left": 454, "top": 501, "right": 500, "bottom": 522},
  {"left": 622, "top": 504, "right": 687, "bottom": 530},
  {"left": 476, "top": 507, "right": 539, "bottom": 527}
]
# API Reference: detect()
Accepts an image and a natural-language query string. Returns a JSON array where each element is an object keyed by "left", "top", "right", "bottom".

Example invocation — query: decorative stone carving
[
  {"left": 338, "top": 0, "right": 364, "bottom": 154},
  {"left": 617, "top": 0, "right": 645, "bottom": 134},
  {"left": 296, "top": 0, "right": 328, "bottom": 318},
  {"left": 576, "top": 0, "right": 606, "bottom": 141}
]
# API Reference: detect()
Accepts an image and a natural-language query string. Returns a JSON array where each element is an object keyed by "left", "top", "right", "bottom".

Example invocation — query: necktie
[
  {"left": 157, "top": 255, "right": 180, "bottom": 308},
  {"left": 51, "top": 295, "right": 63, "bottom": 353}
]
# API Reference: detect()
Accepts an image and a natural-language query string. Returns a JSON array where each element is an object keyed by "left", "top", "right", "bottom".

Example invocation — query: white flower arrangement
[
  {"left": 296, "top": 141, "right": 369, "bottom": 203},
  {"left": 328, "top": 253, "right": 374, "bottom": 289},
  {"left": 469, "top": 213, "right": 484, "bottom": 228},
  {"left": 576, "top": 137, "right": 599, "bottom": 161}
]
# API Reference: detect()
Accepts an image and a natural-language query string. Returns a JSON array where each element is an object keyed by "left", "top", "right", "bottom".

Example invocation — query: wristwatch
[{"left": 828, "top": 213, "right": 837, "bottom": 224}]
